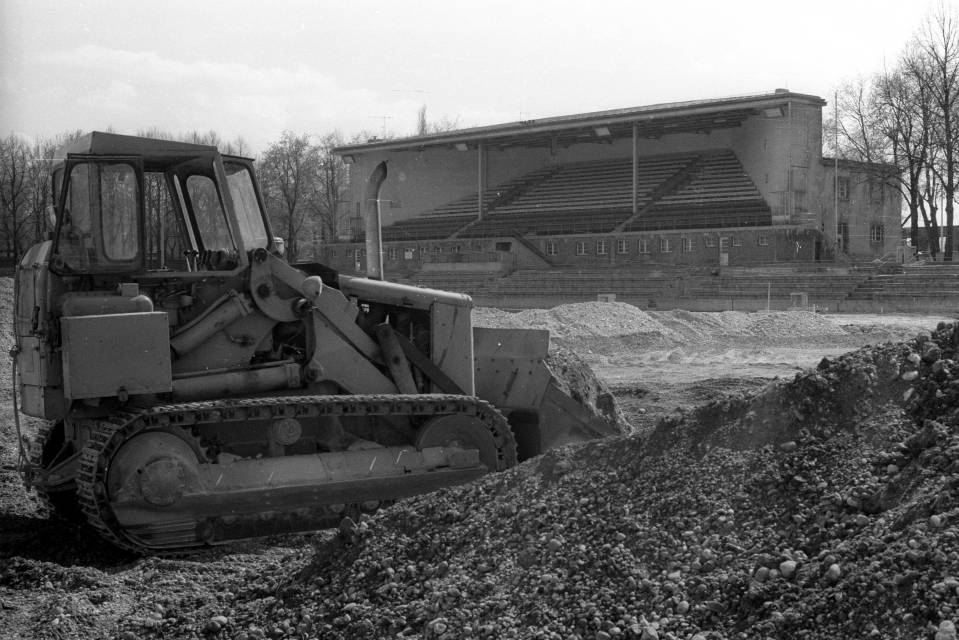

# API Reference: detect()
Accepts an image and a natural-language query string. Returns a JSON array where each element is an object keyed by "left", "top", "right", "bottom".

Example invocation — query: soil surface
[{"left": 1, "top": 281, "right": 956, "bottom": 639}]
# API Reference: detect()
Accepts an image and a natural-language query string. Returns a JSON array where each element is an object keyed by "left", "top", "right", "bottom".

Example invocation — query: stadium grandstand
[{"left": 322, "top": 90, "right": 918, "bottom": 311}]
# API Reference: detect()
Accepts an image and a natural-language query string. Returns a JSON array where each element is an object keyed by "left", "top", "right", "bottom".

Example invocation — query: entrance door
[{"left": 719, "top": 237, "right": 730, "bottom": 266}]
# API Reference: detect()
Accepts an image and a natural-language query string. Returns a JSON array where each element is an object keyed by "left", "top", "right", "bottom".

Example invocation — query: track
[{"left": 73, "top": 394, "right": 516, "bottom": 555}]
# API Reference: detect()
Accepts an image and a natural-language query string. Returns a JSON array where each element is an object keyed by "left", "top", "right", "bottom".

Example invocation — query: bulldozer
[{"left": 11, "top": 131, "right": 622, "bottom": 554}]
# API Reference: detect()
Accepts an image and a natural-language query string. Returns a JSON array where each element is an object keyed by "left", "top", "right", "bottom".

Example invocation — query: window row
[
  {"left": 550, "top": 234, "right": 766, "bottom": 256},
  {"left": 331, "top": 245, "right": 464, "bottom": 260},
  {"left": 837, "top": 176, "right": 885, "bottom": 203}
]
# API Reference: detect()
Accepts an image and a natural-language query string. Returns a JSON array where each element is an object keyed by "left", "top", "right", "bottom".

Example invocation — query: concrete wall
[{"left": 320, "top": 225, "right": 820, "bottom": 275}]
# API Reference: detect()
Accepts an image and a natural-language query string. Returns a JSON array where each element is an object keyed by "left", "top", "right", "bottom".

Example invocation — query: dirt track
[{"left": 1, "top": 279, "right": 956, "bottom": 640}]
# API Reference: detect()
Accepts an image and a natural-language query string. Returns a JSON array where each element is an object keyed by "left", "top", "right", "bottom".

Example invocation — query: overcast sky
[{"left": 0, "top": 0, "right": 936, "bottom": 155}]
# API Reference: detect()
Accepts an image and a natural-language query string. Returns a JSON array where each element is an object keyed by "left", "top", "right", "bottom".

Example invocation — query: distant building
[{"left": 325, "top": 90, "right": 901, "bottom": 276}]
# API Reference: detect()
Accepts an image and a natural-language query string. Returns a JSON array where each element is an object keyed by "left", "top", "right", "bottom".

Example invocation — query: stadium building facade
[{"left": 324, "top": 90, "right": 900, "bottom": 280}]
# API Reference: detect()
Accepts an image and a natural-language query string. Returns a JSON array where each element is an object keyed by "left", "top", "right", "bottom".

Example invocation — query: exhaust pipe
[{"left": 364, "top": 161, "right": 388, "bottom": 280}]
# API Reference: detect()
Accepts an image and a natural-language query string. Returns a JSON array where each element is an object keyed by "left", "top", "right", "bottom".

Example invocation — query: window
[
  {"left": 616, "top": 238, "right": 629, "bottom": 254},
  {"left": 869, "top": 180, "right": 883, "bottom": 203},
  {"left": 870, "top": 223, "right": 885, "bottom": 245},
  {"left": 757, "top": 234, "right": 769, "bottom": 246},
  {"left": 838, "top": 222, "right": 849, "bottom": 254},
  {"left": 330, "top": 248, "right": 337, "bottom": 258},
  {"left": 451, "top": 245, "right": 460, "bottom": 253},
  {"left": 346, "top": 248, "right": 354, "bottom": 258},
  {"left": 596, "top": 239, "right": 608, "bottom": 255},
  {"left": 387, "top": 247, "right": 397, "bottom": 261},
  {"left": 837, "top": 176, "right": 850, "bottom": 200},
  {"left": 732, "top": 236, "right": 742, "bottom": 247},
  {"left": 638, "top": 238, "right": 649, "bottom": 254},
  {"left": 544, "top": 239, "right": 557, "bottom": 256},
  {"left": 575, "top": 241, "right": 587, "bottom": 256},
  {"left": 57, "top": 161, "right": 141, "bottom": 272},
  {"left": 681, "top": 237, "right": 693, "bottom": 253},
  {"left": 224, "top": 162, "right": 269, "bottom": 251},
  {"left": 404, "top": 247, "right": 415, "bottom": 260},
  {"left": 432, "top": 245, "right": 441, "bottom": 254},
  {"left": 660, "top": 237, "right": 672, "bottom": 253},
  {"left": 187, "top": 174, "right": 235, "bottom": 253},
  {"left": 144, "top": 171, "right": 191, "bottom": 270}
]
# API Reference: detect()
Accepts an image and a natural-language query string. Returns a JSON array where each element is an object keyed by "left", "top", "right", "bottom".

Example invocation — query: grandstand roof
[{"left": 335, "top": 90, "right": 826, "bottom": 155}]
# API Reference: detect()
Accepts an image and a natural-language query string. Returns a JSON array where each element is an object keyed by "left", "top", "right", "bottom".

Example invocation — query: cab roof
[{"left": 56, "top": 131, "right": 219, "bottom": 167}]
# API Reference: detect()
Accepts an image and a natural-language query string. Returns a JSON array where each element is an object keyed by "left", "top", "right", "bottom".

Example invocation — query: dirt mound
[
  {"left": 474, "top": 304, "right": 851, "bottom": 355},
  {"left": 474, "top": 302, "right": 678, "bottom": 351},
  {"left": 226, "top": 331, "right": 959, "bottom": 640},
  {"left": 546, "top": 345, "right": 630, "bottom": 435}
]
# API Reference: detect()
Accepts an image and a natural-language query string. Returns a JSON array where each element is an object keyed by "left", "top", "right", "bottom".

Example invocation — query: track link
[
  {"left": 28, "top": 420, "right": 84, "bottom": 521},
  {"left": 76, "top": 394, "right": 515, "bottom": 554}
]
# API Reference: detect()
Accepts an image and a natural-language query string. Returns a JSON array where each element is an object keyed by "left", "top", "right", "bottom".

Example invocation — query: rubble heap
[{"left": 227, "top": 323, "right": 959, "bottom": 640}]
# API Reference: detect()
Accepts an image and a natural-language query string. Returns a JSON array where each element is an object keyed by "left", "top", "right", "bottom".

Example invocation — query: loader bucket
[{"left": 473, "top": 327, "right": 628, "bottom": 457}]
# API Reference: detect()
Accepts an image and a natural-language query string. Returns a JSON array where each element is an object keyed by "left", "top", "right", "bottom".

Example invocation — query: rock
[
  {"left": 428, "top": 618, "right": 449, "bottom": 636},
  {"left": 779, "top": 560, "right": 798, "bottom": 579},
  {"left": 902, "top": 370, "right": 919, "bottom": 381},
  {"left": 825, "top": 563, "right": 841, "bottom": 583},
  {"left": 780, "top": 441, "right": 798, "bottom": 452},
  {"left": 936, "top": 620, "right": 957, "bottom": 640}
]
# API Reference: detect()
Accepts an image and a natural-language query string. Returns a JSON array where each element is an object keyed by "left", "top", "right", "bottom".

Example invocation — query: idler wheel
[
  {"left": 415, "top": 414, "right": 501, "bottom": 471},
  {"left": 107, "top": 431, "right": 201, "bottom": 508}
]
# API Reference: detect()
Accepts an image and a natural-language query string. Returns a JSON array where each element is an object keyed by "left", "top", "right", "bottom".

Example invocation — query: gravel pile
[
  {"left": 474, "top": 304, "right": 848, "bottom": 354},
  {"left": 221, "top": 324, "right": 959, "bottom": 640}
]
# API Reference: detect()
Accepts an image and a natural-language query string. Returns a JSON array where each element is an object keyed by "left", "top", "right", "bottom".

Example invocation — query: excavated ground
[{"left": 1, "top": 282, "right": 957, "bottom": 640}]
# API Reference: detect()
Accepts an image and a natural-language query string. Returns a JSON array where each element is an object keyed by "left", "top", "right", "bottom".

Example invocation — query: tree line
[
  {"left": 831, "top": 4, "right": 959, "bottom": 261},
  {"left": 0, "top": 127, "right": 359, "bottom": 266}
]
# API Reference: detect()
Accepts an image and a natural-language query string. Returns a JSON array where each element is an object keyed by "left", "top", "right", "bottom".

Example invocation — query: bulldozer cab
[{"left": 50, "top": 132, "right": 273, "bottom": 276}]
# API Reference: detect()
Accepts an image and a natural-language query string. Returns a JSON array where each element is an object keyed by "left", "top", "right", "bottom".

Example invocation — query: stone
[
  {"left": 825, "top": 563, "right": 841, "bottom": 583},
  {"left": 779, "top": 560, "right": 798, "bottom": 579},
  {"left": 936, "top": 620, "right": 957, "bottom": 640}
]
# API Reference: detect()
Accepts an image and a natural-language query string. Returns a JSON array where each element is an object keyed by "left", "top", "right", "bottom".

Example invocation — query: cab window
[
  {"left": 56, "top": 161, "right": 140, "bottom": 271},
  {"left": 224, "top": 162, "right": 270, "bottom": 251},
  {"left": 186, "top": 174, "right": 235, "bottom": 253}
]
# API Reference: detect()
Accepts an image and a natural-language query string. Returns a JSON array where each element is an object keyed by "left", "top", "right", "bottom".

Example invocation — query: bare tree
[
  {"left": 415, "top": 104, "right": 460, "bottom": 135},
  {"left": 911, "top": 5, "right": 959, "bottom": 260},
  {"left": 258, "top": 131, "right": 320, "bottom": 261},
  {"left": 0, "top": 135, "right": 31, "bottom": 261},
  {"left": 309, "top": 131, "right": 351, "bottom": 245},
  {"left": 874, "top": 58, "right": 934, "bottom": 251}
]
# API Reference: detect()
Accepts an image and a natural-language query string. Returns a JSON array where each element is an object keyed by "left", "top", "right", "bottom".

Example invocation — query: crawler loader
[{"left": 12, "top": 132, "right": 621, "bottom": 554}]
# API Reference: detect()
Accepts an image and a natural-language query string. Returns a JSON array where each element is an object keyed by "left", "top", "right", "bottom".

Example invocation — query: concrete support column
[
  {"left": 632, "top": 123, "right": 639, "bottom": 215},
  {"left": 477, "top": 141, "right": 487, "bottom": 220}
]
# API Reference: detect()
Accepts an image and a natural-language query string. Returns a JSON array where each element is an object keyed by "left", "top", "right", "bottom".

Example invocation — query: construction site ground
[{"left": 2, "top": 276, "right": 958, "bottom": 640}]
